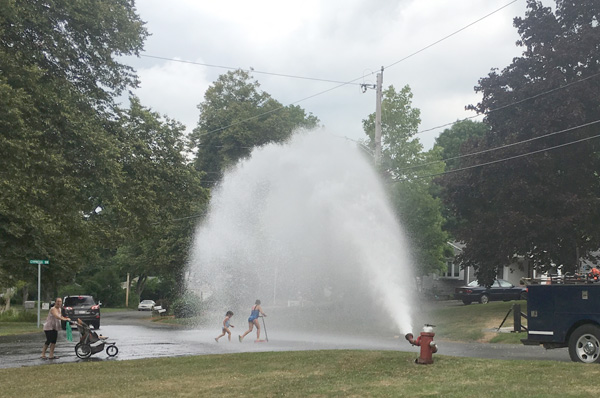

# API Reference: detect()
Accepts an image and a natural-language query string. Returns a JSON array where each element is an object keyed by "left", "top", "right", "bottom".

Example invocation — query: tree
[
  {"left": 434, "top": 120, "right": 490, "bottom": 171},
  {"left": 96, "top": 98, "right": 209, "bottom": 302},
  {"left": 191, "top": 69, "right": 319, "bottom": 184},
  {"left": 363, "top": 85, "right": 423, "bottom": 178},
  {"left": 438, "top": 0, "right": 600, "bottom": 285},
  {"left": 433, "top": 120, "right": 490, "bottom": 235},
  {"left": 363, "top": 85, "right": 449, "bottom": 276},
  {"left": 0, "top": 1, "right": 148, "bottom": 294}
]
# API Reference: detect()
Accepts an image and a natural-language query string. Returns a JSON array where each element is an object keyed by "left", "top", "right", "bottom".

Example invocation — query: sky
[{"left": 122, "top": 0, "right": 530, "bottom": 150}]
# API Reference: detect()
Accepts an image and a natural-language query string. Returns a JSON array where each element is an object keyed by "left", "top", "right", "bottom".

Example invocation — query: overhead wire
[
  {"left": 387, "top": 73, "right": 600, "bottom": 173},
  {"left": 151, "top": 121, "right": 600, "bottom": 224},
  {"left": 415, "top": 71, "right": 600, "bottom": 136},
  {"left": 139, "top": 54, "right": 363, "bottom": 86},
  {"left": 397, "top": 119, "right": 600, "bottom": 181},
  {"left": 192, "top": 71, "right": 600, "bottom": 149},
  {"left": 399, "top": 119, "right": 600, "bottom": 172},
  {"left": 191, "top": 71, "right": 600, "bottom": 152},
  {"left": 142, "top": 1, "right": 519, "bottom": 139},
  {"left": 383, "top": 0, "right": 517, "bottom": 71}
]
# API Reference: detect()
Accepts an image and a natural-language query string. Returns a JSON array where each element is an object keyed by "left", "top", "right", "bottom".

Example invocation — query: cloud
[
  {"left": 131, "top": 59, "right": 212, "bottom": 132},
  {"left": 125, "top": 0, "right": 527, "bottom": 148}
]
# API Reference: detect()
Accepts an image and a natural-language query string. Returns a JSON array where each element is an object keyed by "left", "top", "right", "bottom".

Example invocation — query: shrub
[
  {"left": 171, "top": 291, "right": 203, "bottom": 318},
  {"left": 0, "top": 308, "right": 38, "bottom": 322}
]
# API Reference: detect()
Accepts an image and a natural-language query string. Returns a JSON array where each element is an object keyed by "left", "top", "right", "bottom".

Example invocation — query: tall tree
[
  {"left": 363, "top": 85, "right": 449, "bottom": 276},
  {"left": 0, "top": 1, "right": 148, "bottom": 292},
  {"left": 438, "top": 0, "right": 600, "bottom": 284},
  {"left": 100, "top": 98, "right": 209, "bottom": 301},
  {"left": 191, "top": 70, "right": 319, "bottom": 184}
]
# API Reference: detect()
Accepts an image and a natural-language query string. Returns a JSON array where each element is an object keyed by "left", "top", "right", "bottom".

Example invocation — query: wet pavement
[{"left": 0, "top": 310, "right": 570, "bottom": 369}]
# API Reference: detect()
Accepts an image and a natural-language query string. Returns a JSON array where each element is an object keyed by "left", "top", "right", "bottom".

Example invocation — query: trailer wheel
[
  {"left": 479, "top": 294, "right": 489, "bottom": 304},
  {"left": 568, "top": 324, "right": 600, "bottom": 363}
]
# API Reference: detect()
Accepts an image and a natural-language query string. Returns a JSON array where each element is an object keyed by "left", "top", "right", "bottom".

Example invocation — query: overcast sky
[{"left": 122, "top": 0, "right": 529, "bottom": 149}]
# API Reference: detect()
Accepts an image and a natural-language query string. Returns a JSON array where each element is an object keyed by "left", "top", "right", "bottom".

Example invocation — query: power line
[
  {"left": 400, "top": 119, "right": 600, "bottom": 172},
  {"left": 195, "top": 70, "right": 600, "bottom": 150},
  {"left": 161, "top": 121, "right": 600, "bottom": 225},
  {"left": 197, "top": 80, "right": 358, "bottom": 137},
  {"left": 146, "top": 2, "right": 517, "bottom": 139},
  {"left": 400, "top": 122, "right": 600, "bottom": 181},
  {"left": 416, "top": 71, "right": 600, "bottom": 136},
  {"left": 196, "top": 71, "right": 600, "bottom": 151},
  {"left": 140, "top": 54, "right": 363, "bottom": 86},
  {"left": 383, "top": 0, "right": 518, "bottom": 71}
]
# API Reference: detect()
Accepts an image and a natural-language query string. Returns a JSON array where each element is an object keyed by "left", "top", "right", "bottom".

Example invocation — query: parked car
[
  {"left": 455, "top": 279, "right": 527, "bottom": 305},
  {"left": 62, "top": 295, "right": 101, "bottom": 329},
  {"left": 138, "top": 300, "right": 156, "bottom": 311}
]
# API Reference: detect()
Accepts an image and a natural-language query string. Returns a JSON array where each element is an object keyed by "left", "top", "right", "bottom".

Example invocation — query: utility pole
[
  {"left": 125, "top": 273, "right": 130, "bottom": 307},
  {"left": 375, "top": 66, "right": 384, "bottom": 165}
]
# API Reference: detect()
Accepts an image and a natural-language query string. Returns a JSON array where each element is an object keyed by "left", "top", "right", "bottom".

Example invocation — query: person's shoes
[
  {"left": 214, "top": 338, "right": 218, "bottom": 343},
  {"left": 48, "top": 356, "right": 59, "bottom": 359},
  {"left": 238, "top": 335, "right": 242, "bottom": 342},
  {"left": 40, "top": 356, "right": 48, "bottom": 360}
]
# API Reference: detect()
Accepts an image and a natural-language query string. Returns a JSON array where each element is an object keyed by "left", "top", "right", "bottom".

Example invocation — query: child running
[
  {"left": 239, "top": 299, "right": 267, "bottom": 342},
  {"left": 215, "top": 311, "right": 234, "bottom": 342}
]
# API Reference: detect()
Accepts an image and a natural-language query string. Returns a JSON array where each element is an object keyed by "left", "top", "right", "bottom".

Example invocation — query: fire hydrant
[{"left": 405, "top": 324, "right": 438, "bottom": 365}]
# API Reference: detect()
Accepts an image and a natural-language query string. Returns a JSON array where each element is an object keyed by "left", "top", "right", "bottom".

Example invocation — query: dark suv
[{"left": 62, "top": 295, "right": 101, "bottom": 330}]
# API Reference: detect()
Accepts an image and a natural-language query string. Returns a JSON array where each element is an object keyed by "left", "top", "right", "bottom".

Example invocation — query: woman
[
  {"left": 40, "top": 297, "right": 71, "bottom": 360},
  {"left": 239, "top": 299, "right": 267, "bottom": 342}
]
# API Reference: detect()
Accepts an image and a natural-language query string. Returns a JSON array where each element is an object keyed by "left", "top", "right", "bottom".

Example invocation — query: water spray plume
[{"left": 187, "top": 130, "right": 414, "bottom": 337}]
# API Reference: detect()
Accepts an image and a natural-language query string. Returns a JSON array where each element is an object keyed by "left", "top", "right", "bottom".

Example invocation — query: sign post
[{"left": 29, "top": 260, "right": 49, "bottom": 328}]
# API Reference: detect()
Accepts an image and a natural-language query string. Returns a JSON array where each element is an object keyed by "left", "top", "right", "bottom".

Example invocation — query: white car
[{"left": 137, "top": 300, "right": 156, "bottom": 311}]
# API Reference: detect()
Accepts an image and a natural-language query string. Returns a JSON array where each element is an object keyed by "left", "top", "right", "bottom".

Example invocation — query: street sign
[
  {"left": 29, "top": 259, "right": 49, "bottom": 265},
  {"left": 29, "top": 259, "right": 49, "bottom": 328}
]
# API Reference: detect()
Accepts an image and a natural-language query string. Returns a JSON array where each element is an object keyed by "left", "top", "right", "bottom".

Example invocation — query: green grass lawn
[
  {"left": 431, "top": 300, "right": 527, "bottom": 344},
  {"left": 1, "top": 350, "right": 598, "bottom": 397},
  {"left": 0, "top": 322, "right": 41, "bottom": 336},
  {"left": 0, "top": 307, "right": 132, "bottom": 336}
]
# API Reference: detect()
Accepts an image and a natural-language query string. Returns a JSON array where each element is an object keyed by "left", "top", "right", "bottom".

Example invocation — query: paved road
[{"left": 0, "top": 310, "right": 570, "bottom": 369}]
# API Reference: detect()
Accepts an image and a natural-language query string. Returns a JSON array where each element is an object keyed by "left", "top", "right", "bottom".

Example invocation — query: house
[{"left": 419, "top": 242, "right": 531, "bottom": 299}]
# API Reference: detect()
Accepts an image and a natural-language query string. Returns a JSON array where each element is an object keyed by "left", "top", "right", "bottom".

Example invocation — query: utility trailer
[{"left": 521, "top": 284, "right": 600, "bottom": 363}]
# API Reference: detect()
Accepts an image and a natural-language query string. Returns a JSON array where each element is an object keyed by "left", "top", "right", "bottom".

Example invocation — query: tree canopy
[
  {"left": 363, "top": 85, "right": 449, "bottom": 276},
  {"left": 0, "top": 0, "right": 148, "bottom": 290},
  {"left": 438, "top": 0, "right": 600, "bottom": 284},
  {"left": 191, "top": 69, "right": 320, "bottom": 184}
]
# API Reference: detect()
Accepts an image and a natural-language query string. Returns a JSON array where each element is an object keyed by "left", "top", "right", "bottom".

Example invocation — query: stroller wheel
[
  {"left": 75, "top": 342, "right": 92, "bottom": 359},
  {"left": 106, "top": 345, "right": 118, "bottom": 357}
]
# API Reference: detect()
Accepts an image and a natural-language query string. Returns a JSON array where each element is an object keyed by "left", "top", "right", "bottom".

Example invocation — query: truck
[{"left": 521, "top": 283, "right": 600, "bottom": 363}]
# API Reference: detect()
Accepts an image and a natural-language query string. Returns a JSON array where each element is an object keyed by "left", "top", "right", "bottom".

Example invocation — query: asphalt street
[{"left": 0, "top": 309, "right": 571, "bottom": 369}]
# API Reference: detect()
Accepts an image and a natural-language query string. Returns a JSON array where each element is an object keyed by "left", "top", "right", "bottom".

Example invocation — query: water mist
[{"left": 187, "top": 130, "right": 415, "bottom": 337}]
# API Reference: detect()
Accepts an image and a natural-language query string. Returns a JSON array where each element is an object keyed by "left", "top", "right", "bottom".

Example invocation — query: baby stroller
[{"left": 74, "top": 319, "right": 118, "bottom": 359}]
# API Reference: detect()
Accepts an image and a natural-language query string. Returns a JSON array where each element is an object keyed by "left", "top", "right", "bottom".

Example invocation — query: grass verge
[
  {"left": 0, "top": 322, "right": 40, "bottom": 336},
  {"left": 0, "top": 350, "right": 596, "bottom": 397},
  {"left": 101, "top": 307, "right": 135, "bottom": 313},
  {"left": 431, "top": 300, "right": 527, "bottom": 343}
]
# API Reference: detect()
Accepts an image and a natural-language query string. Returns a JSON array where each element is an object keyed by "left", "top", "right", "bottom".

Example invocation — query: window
[{"left": 442, "top": 261, "right": 461, "bottom": 278}]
